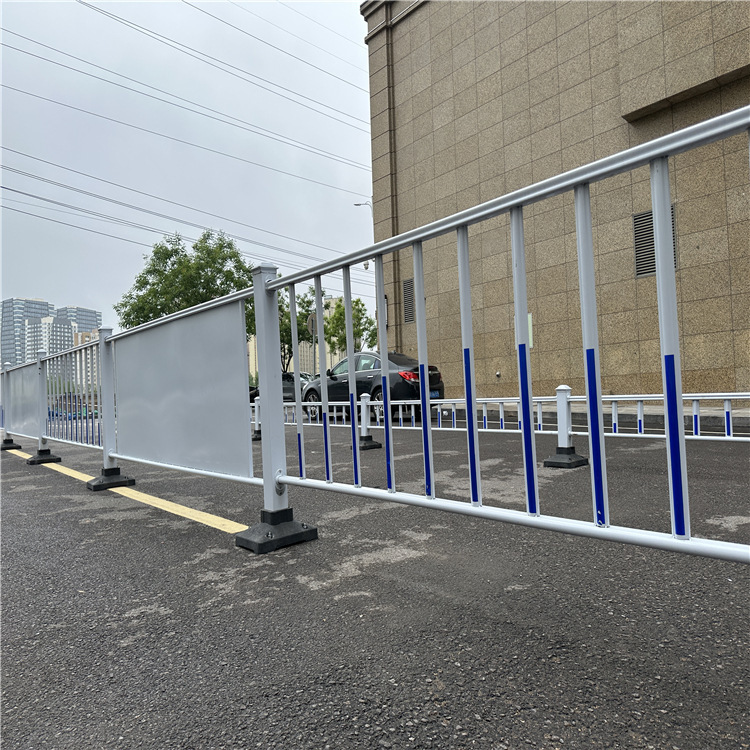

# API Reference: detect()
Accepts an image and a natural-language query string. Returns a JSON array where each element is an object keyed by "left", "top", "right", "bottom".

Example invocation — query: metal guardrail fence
[{"left": 2, "top": 105, "right": 749, "bottom": 562}]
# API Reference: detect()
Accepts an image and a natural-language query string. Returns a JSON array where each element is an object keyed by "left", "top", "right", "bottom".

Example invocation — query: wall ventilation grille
[
  {"left": 403, "top": 277, "right": 415, "bottom": 323},
  {"left": 633, "top": 205, "right": 676, "bottom": 277}
]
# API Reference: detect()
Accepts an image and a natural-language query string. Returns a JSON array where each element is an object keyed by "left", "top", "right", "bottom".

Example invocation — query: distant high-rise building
[{"left": 1, "top": 298, "right": 102, "bottom": 367}]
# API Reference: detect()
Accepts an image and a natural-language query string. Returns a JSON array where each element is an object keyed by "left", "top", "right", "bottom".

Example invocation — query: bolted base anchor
[
  {"left": 27, "top": 448, "right": 61, "bottom": 465},
  {"left": 235, "top": 507, "right": 317, "bottom": 554},
  {"left": 87, "top": 466, "right": 136, "bottom": 491},
  {"left": 251, "top": 428, "right": 262, "bottom": 442},
  {"left": 1, "top": 437, "right": 22, "bottom": 451},
  {"left": 543, "top": 445, "right": 589, "bottom": 469},
  {"left": 359, "top": 434, "right": 382, "bottom": 451}
]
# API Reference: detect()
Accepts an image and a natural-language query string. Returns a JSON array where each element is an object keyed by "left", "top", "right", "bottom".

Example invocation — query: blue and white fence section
[{"left": 1, "top": 105, "right": 748, "bottom": 563}]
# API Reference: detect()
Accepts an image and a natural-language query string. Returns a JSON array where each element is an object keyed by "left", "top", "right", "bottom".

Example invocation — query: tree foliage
[
  {"left": 323, "top": 297, "right": 377, "bottom": 355},
  {"left": 114, "top": 231, "right": 255, "bottom": 334}
]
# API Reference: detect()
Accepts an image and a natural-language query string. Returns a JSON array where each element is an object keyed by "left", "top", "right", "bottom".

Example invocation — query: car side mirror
[{"left": 326, "top": 369, "right": 332, "bottom": 377}]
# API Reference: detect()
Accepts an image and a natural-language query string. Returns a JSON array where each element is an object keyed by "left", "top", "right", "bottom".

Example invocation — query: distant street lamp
[{"left": 354, "top": 200, "right": 373, "bottom": 216}]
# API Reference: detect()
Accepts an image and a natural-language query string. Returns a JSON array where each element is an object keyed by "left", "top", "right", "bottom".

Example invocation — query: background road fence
[{"left": 2, "top": 105, "right": 748, "bottom": 563}]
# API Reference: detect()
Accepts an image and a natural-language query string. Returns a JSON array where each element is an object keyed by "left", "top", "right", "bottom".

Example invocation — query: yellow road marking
[
  {"left": 110, "top": 486, "right": 249, "bottom": 534},
  {"left": 4, "top": 449, "right": 248, "bottom": 534}
]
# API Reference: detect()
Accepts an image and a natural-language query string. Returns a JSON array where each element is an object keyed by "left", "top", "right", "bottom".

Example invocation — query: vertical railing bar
[
  {"left": 651, "top": 155, "right": 690, "bottom": 540},
  {"left": 288, "top": 283, "right": 306, "bottom": 479},
  {"left": 537, "top": 400, "right": 543, "bottom": 431},
  {"left": 574, "top": 182, "right": 609, "bottom": 527},
  {"left": 314, "top": 275, "right": 332, "bottom": 483},
  {"left": 412, "top": 241, "right": 435, "bottom": 498},
  {"left": 510, "top": 206, "right": 540, "bottom": 516},
  {"left": 724, "top": 399, "right": 732, "bottom": 437},
  {"left": 612, "top": 401, "right": 618, "bottom": 434},
  {"left": 637, "top": 400, "right": 644, "bottom": 435},
  {"left": 374, "top": 255, "right": 395, "bottom": 491},
  {"left": 499, "top": 402, "right": 505, "bottom": 430},
  {"left": 692, "top": 399, "right": 700, "bottom": 436},
  {"left": 457, "top": 225, "right": 482, "bottom": 506},
  {"left": 342, "top": 266, "right": 361, "bottom": 488}
]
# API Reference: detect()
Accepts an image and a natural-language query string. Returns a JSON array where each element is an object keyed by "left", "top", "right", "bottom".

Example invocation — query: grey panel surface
[
  {"left": 9, "top": 364, "right": 39, "bottom": 437},
  {"left": 114, "top": 302, "right": 251, "bottom": 477}
]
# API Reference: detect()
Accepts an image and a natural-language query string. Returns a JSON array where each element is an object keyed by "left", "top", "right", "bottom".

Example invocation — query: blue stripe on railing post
[
  {"left": 574, "top": 183, "right": 610, "bottom": 527},
  {"left": 651, "top": 156, "right": 690, "bottom": 540},
  {"left": 724, "top": 399, "right": 732, "bottom": 437},
  {"left": 510, "top": 206, "right": 539, "bottom": 516},
  {"left": 457, "top": 225, "right": 482, "bottom": 506},
  {"left": 418, "top": 365, "right": 433, "bottom": 497},
  {"left": 612, "top": 401, "right": 618, "bottom": 434},
  {"left": 692, "top": 400, "right": 700, "bottom": 436}
]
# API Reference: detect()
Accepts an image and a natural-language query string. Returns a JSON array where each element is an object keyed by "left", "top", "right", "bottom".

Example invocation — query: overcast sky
[{"left": 1, "top": 0, "right": 374, "bottom": 330}]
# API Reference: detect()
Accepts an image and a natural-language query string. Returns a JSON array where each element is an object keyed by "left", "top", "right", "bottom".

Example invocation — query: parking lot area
[{"left": 2, "top": 427, "right": 749, "bottom": 749}]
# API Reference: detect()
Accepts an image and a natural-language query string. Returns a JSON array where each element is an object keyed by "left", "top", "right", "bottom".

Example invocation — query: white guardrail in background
[{"left": 2, "top": 105, "right": 749, "bottom": 562}]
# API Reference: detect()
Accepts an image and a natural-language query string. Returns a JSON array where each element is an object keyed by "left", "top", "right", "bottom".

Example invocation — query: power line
[
  {"left": 2, "top": 148, "right": 361, "bottom": 255},
  {"left": 1, "top": 181, "right": 373, "bottom": 282},
  {"left": 75, "top": 0, "right": 370, "bottom": 131},
  {"left": 227, "top": 1, "right": 368, "bottom": 74},
  {"left": 279, "top": 2, "right": 367, "bottom": 50},
  {"left": 181, "top": 0, "right": 368, "bottom": 93},
  {"left": 2, "top": 205, "right": 153, "bottom": 247},
  {"left": 2, "top": 85, "right": 370, "bottom": 199},
  {"left": 3, "top": 201, "right": 375, "bottom": 299},
  {"left": 1, "top": 34, "right": 370, "bottom": 171}
]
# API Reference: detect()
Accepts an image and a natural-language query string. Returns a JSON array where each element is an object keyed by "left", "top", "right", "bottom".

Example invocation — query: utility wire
[
  {"left": 1, "top": 35, "right": 369, "bottom": 171},
  {"left": 75, "top": 0, "right": 370, "bottom": 131},
  {"left": 2, "top": 148, "right": 366, "bottom": 256},
  {"left": 2, "top": 205, "right": 153, "bottom": 247},
  {"left": 280, "top": 2, "right": 367, "bottom": 50},
  {"left": 182, "top": 0, "right": 368, "bottom": 93},
  {"left": 1, "top": 182, "right": 373, "bottom": 281},
  {"left": 227, "top": 1, "right": 368, "bottom": 73},
  {"left": 2, "top": 85, "right": 369, "bottom": 199}
]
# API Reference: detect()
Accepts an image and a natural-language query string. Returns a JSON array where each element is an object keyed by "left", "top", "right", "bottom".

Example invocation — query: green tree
[
  {"left": 324, "top": 297, "right": 377, "bottom": 355},
  {"left": 114, "top": 231, "right": 255, "bottom": 334}
]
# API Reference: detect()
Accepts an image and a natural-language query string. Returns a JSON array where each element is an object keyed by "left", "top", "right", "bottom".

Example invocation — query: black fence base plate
[
  {"left": 236, "top": 507, "right": 317, "bottom": 554},
  {"left": 359, "top": 435, "right": 382, "bottom": 450},
  {"left": 27, "top": 449, "right": 61, "bottom": 465},
  {"left": 251, "top": 430, "right": 262, "bottom": 442},
  {"left": 87, "top": 467, "right": 136, "bottom": 491},
  {"left": 1, "top": 438, "right": 22, "bottom": 451},
  {"left": 543, "top": 445, "right": 589, "bottom": 469}
]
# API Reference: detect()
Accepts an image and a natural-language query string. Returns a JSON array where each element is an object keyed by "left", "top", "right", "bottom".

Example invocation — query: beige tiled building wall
[{"left": 361, "top": 0, "right": 749, "bottom": 398}]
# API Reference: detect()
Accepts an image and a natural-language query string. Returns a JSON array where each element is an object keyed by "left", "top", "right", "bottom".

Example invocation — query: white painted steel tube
[
  {"left": 36, "top": 350, "right": 47, "bottom": 451},
  {"left": 288, "top": 283, "right": 306, "bottom": 479},
  {"left": 457, "top": 226, "right": 482, "bottom": 506},
  {"left": 314, "top": 275, "right": 333, "bottom": 483},
  {"left": 651, "top": 156, "right": 690, "bottom": 540},
  {"left": 99, "top": 329, "right": 117, "bottom": 469},
  {"left": 692, "top": 399, "right": 700, "bottom": 436},
  {"left": 342, "top": 266, "right": 361, "bottom": 487},
  {"left": 510, "top": 207, "right": 539, "bottom": 516},
  {"left": 374, "top": 255, "right": 395, "bottom": 491},
  {"left": 556, "top": 386, "right": 573, "bottom": 449},
  {"left": 574, "top": 183, "right": 609, "bottom": 528},
  {"left": 109, "top": 452, "right": 264, "bottom": 486},
  {"left": 252, "top": 263, "right": 289, "bottom": 511},
  {"left": 724, "top": 399, "right": 732, "bottom": 437},
  {"left": 278, "top": 475, "right": 750, "bottom": 564}
]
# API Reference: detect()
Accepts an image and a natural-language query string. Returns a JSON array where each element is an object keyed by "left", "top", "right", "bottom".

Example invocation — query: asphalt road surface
[{"left": 2, "top": 426, "right": 748, "bottom": 749}]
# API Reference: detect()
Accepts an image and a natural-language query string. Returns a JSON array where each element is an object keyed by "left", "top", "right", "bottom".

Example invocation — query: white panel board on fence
[
  {"left": 114, "top": 301, "right": 252, "bottom": 477},
  {"left": 8, "top": 363, "right": 39, "bottom": 437}
]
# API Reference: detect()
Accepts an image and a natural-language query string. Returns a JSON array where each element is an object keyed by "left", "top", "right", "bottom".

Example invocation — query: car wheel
[
  {"left": 371, "top": 387, "right": 385, "bottom": 423},
  {"left": 304, "top": 391, "right": 320, "bottom": 421}
]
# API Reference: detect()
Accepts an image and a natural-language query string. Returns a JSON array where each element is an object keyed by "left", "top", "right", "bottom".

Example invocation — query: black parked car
[
  {"left": 249, "top": 371, "right": 312, "bottom": 402},
  {"left": 301, "top": 351, "right": 444, "bottom": 417}
]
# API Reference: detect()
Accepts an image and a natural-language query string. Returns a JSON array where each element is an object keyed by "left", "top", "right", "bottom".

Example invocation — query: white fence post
[
  {"left": 252, "top": 396, "right": 262, "bottom": 441},
  {"left": 544, "top": 385, "right": 588, "bottom": 468},
  {"left": 236, "top": 263, "right": 317, "bottom": 553},
  {"left": 359, "top": 393, "right": 381, "bottom": 450},
  {"left": 1, "top": 363, "right": 21, "bottom": 451},
  {"left": 86, "top": 329, "right": 135, "bottom": 489},
  {"left": 26, "top": 351, "right": 61, "bottom": 464}
]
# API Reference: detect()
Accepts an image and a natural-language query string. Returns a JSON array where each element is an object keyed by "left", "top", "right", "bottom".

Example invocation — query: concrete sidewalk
[{"left": 2, "top": 429, "right": 748, "bottom": 749}]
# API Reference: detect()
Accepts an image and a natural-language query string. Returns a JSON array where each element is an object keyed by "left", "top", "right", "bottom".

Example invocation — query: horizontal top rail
[{"left": 267, "top": 105, "right": 750, "bottom": 292}]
